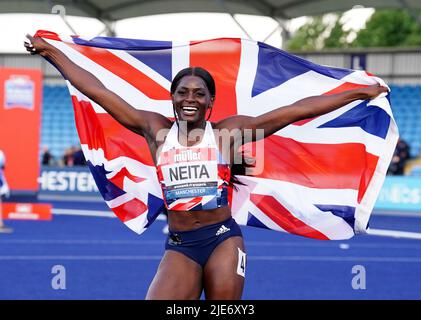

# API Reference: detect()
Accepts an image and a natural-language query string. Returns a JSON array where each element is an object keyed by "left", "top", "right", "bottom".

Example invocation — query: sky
[{"left": 0, "top": 7, "right": 374, "bottom": 53}]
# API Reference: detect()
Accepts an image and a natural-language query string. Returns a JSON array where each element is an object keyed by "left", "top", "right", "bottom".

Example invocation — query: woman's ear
[{"left": 209, "top": 96, "right": 215, "bottom": 108}]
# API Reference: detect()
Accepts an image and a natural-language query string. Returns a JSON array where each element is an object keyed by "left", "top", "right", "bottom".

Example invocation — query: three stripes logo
[{"left": 216, "top": 225, "right": 230, "bottom": 236}]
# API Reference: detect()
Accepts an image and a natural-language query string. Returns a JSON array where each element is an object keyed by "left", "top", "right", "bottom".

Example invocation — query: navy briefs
[{"left": 165, "top": 217, "right": 243, "bottom": 268}]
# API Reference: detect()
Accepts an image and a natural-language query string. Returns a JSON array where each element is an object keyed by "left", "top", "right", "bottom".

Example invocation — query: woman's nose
[{"left": 185, "top": 92, "right": 195, "bottom": 101}]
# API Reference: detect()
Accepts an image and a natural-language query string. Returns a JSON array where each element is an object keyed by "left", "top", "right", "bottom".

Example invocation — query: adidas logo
[{"left": 216, "top": 225, "right": 230, "bottom": 236}]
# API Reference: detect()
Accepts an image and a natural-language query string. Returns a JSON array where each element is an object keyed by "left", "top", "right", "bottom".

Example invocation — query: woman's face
[{"left": 172, "top": 75, "right": 214, "bottom": 125}]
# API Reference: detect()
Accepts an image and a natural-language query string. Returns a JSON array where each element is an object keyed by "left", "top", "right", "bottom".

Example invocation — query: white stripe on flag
[
  {"left": 108, "top": 49, "right": 172, "bottom": 91},
  {"left": 172, "top": 41, "right": 190, "bottom": 79},
  {"left": 46, "top": 38, "right": 173, "bottom": 116},
  {"left": 277, "top": 124, "right": 388, "bottom": 156}
]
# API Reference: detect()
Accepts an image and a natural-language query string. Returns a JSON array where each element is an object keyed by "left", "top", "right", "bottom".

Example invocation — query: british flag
[{"left": 36, "top": 30, "right": 398, "bottom": 240}]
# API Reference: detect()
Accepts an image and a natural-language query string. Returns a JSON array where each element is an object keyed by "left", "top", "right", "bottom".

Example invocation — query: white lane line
[
  {"left": 249, "top": 256, "right": 421, "bottom": 262},
  {"left": 0, "top": 255, "right": 163, "bottom": 260},
  {"left": 368, "top": 228, "right": 421, "bottom": 240},
  {"left": 2, "top": 240, "right": 421, "bottom": 250},
  {"left": 0, "top": 239, "right": 163, "bottom": 245},
  {"left": 52, "top": 209, "right": 115, "bottom": 217},
  {"left": 1, "top": 255, "right": 421, "bottom": 262},
  {"left": 48, "top": 212, "right": 421, "bottom": 239},
  {"left": 52, "top": 209, "right": 167, "bottom": 221}
]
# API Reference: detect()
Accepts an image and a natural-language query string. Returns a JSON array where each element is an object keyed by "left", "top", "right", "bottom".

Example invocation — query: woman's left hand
[{"left": 361, "top": 83, "right": 389, "bottom": 99}]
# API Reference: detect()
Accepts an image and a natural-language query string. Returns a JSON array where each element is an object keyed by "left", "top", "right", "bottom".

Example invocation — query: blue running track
[{"left": 1, "top": 211, "right": 421, "bottom": 299}]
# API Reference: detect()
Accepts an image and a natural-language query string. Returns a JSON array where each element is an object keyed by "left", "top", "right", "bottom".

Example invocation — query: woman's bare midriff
[{"left": 167, "top": 206, "right": 232, "bottom": 232}]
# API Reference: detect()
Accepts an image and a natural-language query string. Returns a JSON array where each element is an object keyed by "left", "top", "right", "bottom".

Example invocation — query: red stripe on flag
[
  {"left": 34, "top": 30, "right": 61, "bottom": 41},
  {"left": 250, "top": 193, "right": 329, "bottom": 240},
  {"left": 109, "top": 167, "right": 146, "bottom": 190},
  {"left": 112, "top": 197, "right": 147, "bottom": 222},
  {"left": 293, "top": 82, "right": 369, "bottom": 126},
  {"left": 170, "top": 198, "right": 202, "bottom": 211},
  {"left": 250, "top": 135, "right": 378, "bottom": 194},
  {"left": 68, "top": 43, "right": 170, "bottom": 100},
  {"left": 324, "top": 82, "right": 369, "bottom": 95},
  {"left": 72, "top": 97, "right": 155, "bottom": 166},
  {"left": 189, "top": 38, "right": 241, "bottom": 122}
]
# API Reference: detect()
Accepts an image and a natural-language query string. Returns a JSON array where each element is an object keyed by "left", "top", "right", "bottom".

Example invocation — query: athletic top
[{"left": 156, "top": 121, "right": 231, "bottom": 211}]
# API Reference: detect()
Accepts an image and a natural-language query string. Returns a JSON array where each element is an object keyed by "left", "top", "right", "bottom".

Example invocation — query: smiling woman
[
  {"left": 24, "top": 33, "right": 387, "bottom": 300},
  {"left": 170, "top": 67, "right": 215, "bottom": 130}
]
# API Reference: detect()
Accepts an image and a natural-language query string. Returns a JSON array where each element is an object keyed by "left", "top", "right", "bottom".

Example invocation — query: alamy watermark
[
  {"left": 156, "top": 121, "right": 266, "bottom": 175},
  {"left": 351, "top": 264, "right": 366, "bottom": 290},
  {"left": 51, "top": 5, "right": 66, "bottom": 17},
  {"left": 51, "top": 265, "right": 66, "bottom": 290}
]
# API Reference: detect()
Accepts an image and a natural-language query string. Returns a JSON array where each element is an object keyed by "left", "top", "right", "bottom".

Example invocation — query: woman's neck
[{"left": 177, "top": 120, "right": 207, "bottom": 147}]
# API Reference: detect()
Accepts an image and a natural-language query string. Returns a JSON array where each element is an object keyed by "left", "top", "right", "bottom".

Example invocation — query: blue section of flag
[
  {"left": 144, "top": 193, "right": 165, "bottom": 228},
  {"left": 247, "top": 212, "right": 270, "bottom": 229},
  {"left": 87, "top": 161, "right": 125, "bottom": 201},
  {"left": 128, "top": 50, "right": 172, "bottom": 82},
  {"left": 315, "top": 204, "right": 356, "bottom": 229},
  {"left": 318, "top": 99, "right": 391, "bottom": 139},
  {"left": 72, "top": 36, "right": 172, "bottom": 51},
  {"left": 252, "top": 42, "right": 353, "bottom": 97}
]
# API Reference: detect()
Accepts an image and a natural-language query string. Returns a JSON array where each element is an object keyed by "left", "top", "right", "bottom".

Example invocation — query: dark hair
[{"left": 171, "top": 67, "right": 216, "bottom": 97}]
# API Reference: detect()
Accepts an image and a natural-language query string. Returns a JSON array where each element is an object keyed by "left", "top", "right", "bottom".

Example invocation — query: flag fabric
[{"left": 35, "top": 30, "right": 398, "bottom": 240}]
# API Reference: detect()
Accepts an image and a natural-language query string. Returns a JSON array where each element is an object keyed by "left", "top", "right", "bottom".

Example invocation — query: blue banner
[
  {"left": 38, "top": 166, "right": 99, "bottom": 196},
  {"left": 375, "top": 176, "right": 421, "bottom": 211}
]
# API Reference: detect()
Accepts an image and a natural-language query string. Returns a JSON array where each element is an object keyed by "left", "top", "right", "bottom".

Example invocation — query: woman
[
  {"left": 0, "top": 149, "right": 13, "bottom": 233},
  {"left": 25, "top": 34, "right": 387, "bottom": 299}
]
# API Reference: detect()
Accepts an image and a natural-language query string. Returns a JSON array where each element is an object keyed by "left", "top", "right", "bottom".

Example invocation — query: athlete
[
  {"left": 25, "top": 34, "right": 387, "bottom": 299},
  {"left": 0, "top": 149, "right": 13, "bottom": 233}
]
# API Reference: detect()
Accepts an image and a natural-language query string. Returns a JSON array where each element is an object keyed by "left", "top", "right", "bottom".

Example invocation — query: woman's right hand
[{"left": 24, "top": 34, "right": 51, "bottom": 57}]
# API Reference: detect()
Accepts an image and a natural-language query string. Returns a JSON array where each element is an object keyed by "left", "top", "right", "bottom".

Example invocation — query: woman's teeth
[{"left": 182, "top": 107, "right": 198, "bottom": 115}]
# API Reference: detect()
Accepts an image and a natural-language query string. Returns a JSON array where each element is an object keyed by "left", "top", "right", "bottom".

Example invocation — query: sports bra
[{"left": 156, "top": 121, "right": 231, "bottom": 211}]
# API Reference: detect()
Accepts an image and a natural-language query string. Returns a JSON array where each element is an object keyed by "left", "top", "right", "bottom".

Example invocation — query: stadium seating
[
  {"left": 41, "top": 85, "right": 78, "bottom": 161},
  {"left": 40, "top": 84, "right": 421, "bottom": 163},
  {"left": 389, "top": 85, "right": 421, "bottom": 159}
]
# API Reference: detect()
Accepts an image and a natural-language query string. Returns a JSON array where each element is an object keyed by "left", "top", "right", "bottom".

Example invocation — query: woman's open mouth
[{"left": 182, "top": 106, "right": 198, "bottom": 116}]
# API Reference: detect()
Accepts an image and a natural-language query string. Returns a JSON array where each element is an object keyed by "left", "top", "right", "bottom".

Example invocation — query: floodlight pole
[
  {"left": 97, "top": 20, "right": 116, "bottom": 37},
  {"left": 215, "top": 0, "right": 253, "bottom": 40},
  {"left": 263, "top": 18, "right": 290, "bottom": 49},
  {"left": 60, "top": 15, "right": 78, "bottom": 35},
  {"left": 49, "top": 3, "right": 78, "bottom": 35},
  {"left": 278, "top": 19, "right": 291, "bottom": 50}
]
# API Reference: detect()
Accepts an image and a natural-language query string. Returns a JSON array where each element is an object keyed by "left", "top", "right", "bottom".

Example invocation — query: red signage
[
  {"left": 0, "top": 67, "right": 42, "bottom": 191},
  {"left": 2, "top": 202, "right": 52, "bottom": 221}
]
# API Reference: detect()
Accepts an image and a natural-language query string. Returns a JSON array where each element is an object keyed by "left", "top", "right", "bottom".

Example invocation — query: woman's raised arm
[
  {"left": 216, "top": 84, "right": 388, "bottom": 143},
  {"left": 24, "top": 34, "right": 170, "bottom": 138}
]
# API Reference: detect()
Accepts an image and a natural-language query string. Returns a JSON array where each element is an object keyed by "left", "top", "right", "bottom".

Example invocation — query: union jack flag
[{"left": 36, "top": 30, "right": 398, "bottom": 240}]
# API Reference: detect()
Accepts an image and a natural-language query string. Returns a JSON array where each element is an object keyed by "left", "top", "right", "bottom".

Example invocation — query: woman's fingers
[
  {"left": 25, "top": 34, "right": 34, "bottom": 42},
  {"left": 23, "top": 35, "right": 38, "bottom": 54}
]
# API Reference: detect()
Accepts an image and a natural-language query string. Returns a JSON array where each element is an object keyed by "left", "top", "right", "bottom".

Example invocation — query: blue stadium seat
[
  {"left": 41, "top": 85, "right": 80, "bottom": 159},
  {"left": 387, "top": 84, "right": 421, "bottom": 158}
]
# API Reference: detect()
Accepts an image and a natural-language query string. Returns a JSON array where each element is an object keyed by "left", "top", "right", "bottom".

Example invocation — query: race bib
[{"left": 158, "top": 148, "right": 219, "bottom": 200}]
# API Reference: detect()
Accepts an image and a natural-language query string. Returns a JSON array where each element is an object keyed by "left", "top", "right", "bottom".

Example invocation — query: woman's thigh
[
  {"left": 146, "top": 250, "right": 203, "bottom": 300},
  {"left": 203, "top": 236, "right": 246, "bottom": 300}
]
